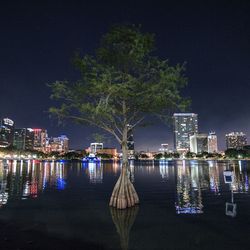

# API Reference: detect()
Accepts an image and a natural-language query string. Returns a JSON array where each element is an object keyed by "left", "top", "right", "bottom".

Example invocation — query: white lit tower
[{"left": 173, "top": 113, "right": 198, "bottom": 153}]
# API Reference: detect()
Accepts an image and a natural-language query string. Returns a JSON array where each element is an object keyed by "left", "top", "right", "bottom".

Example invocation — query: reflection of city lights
[
  {"left": 20, "top": 160, "right": 23, "bottom": 173},
  {"left": 175, "top": 160, "right": 203, "bottom": 214},
  {"left": 159, "top": 160, "right": 169, "bottom": 180},
  {"left": 0, "top": 159, "right": 249, "bottom": 215},
  {"left": 239, "top": 161, "right": 242, "bottom": 172},
  {"left": 22, "top": 181, "right": 30, "bottom": 199},
  {"left": 0, "top": 164, "right": 8, "bottom": 207},
  {"left": 13, "top": 160, "right": 17, "bottom": 173},
  {"left": 0, "top": 160, "right": 68, "bottom": 207},
  {"left": 88, "top": 162, "right": 103, "bottom": 184},
  {"left": 209, "top": 162, "right": 220, "bottom": 194}
]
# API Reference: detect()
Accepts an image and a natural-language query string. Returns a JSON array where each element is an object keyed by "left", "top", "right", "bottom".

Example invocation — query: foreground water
[{"left": 0, "top": 159, "right": 250, "bottom": 250}]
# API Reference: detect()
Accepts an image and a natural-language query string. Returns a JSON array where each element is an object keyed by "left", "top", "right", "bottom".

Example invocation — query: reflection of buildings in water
[
  {"left": 129, "top": 160, "right": 135, "bottom": 183},
  {"left": 0, "top": 162, "right": 8, "bottom": 207},
  {"left": 0, "top": 160, "right": 67, "bottom": 206},
  {"left": 22, "top": 181, "right": 30, "bottom": 199},
  {"left": 229, "top": 161, "right": 249, "bottom": 193},
  {"left": 8, "top": 160, "right": 24, "bottom": 198},
  {"left": 159, "top": 160, "right": 169, "bottom": 180},
  {"left": 175, "top": 160, "right": 203, "bottom": 214},
  {"left": 137, "top": 160, "right": 155, "bottom": 175},
  {"left": 113, "top": 160, "right": 120, "bottom": 174},
  {"left": 99, "top": 161, "right": 121, "bottom": 178},
  {"left": 88, "top": 162, "right": 103, "bottom": 184},
  {"left": 42, "top": 161, "right": 67, "bottom": 190},
  {"left": 208, "top": 161, "right": 220, "bottom": 194},
  {"left": 196, "top": 161, "right": 210, "bottom": 190},
  {"left": 56, "top": 163, "right": 66, "bottom": 190}
]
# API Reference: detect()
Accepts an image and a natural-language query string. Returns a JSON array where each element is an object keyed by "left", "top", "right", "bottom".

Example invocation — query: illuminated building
[
  {"left": 225, "top": 132, "right": 247, "bottom": 149},
  {"left": 13, "top": 128, "right": 34, "bottom": 150},
  {"left": 190, "top": 133, "right": 208, "bottom": 154},
  {"left": 97, "top": 148, "right": 117, "bottom": 157},
  {"left": 159, "top": 143, "right": 169, "bottom": 153},
  {"left": 90, "top": 142, "right": 103, "bottom": 154},
  {"left": 207, "top": 132, "right": 218, "bottom": 153},
  {"left": 0, "top": 118, "right": 15, "bottom": 148},
  {"left": 48, "top": 135, "right": 69, "bottom": 153},
  {"left": 173, "top": 113, "right": 198, "bottom": 153},
  {"left": 33, "top": 128, "right": 47, "bottom": 152}
]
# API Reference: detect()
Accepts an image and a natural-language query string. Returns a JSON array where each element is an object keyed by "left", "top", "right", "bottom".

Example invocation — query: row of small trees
[{"left": 3, "top": 146, "right": 250, "bottom": 160}]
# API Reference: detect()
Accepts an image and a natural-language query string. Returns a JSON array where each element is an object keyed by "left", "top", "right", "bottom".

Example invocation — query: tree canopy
[{"left": 49, "top": 24, "right": 189, "bottom": 144}]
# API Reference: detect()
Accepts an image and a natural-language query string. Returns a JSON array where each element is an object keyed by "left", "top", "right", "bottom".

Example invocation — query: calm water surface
[{"left": 0, "top": 159, "right": 250, "bottom": 250}]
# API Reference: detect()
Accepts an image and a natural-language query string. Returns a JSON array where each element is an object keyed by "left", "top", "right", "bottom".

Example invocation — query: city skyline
[
  {"left": 0, "top": 117, "right": 69, "bottom": 153},
  {"left": 1, "top": 1, "right": 250, "bottom": 150},
  {"left": 1, "top": 114, "right": 249, "bottom": 153}
]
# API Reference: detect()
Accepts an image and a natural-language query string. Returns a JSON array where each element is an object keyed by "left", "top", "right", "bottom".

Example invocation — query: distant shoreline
[{"left": 1, "top": 157, "right": 249, "bottom": 162}]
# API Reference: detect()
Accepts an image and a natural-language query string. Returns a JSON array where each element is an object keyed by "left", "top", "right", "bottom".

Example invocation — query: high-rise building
[
  {"left": 33, "top": 129, "right": 47, "bottom": 152},
  {"left": 208, "top": 132, "right": 218, "bottom": 153},
  {"left": 13, "top": 128, "right": 34, "bottom": 150},
  {"left": 13, "top": 129, "right": 25, "bottom": 150},
  {"left": 173, "top": 113, "right": 198, "bottom": 153},
  {"left": 0, "top": 118, "right": 15, "bottom": 148},
  {"left": 49, "top": 135, "right": 69, "bottom": 153},
  {"left": 226, "top": 132, "right": 247, "bottom": 149},
  {"left": 190, "top": 133, "right": 208, "bottom": 154}
]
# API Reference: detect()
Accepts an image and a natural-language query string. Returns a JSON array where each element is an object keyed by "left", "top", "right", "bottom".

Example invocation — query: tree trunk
[{"left": 109, "top": 127, "right": 139, "bottom": 209}]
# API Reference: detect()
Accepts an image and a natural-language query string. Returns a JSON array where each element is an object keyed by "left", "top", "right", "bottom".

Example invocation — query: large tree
[{"left": 49, "top": 25, "right": 188, "bottom": 209}]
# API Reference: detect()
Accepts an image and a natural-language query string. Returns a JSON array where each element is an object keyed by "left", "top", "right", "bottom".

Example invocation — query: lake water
[{"left": 0, "top": 159, "right": 250, "bottom": 250}]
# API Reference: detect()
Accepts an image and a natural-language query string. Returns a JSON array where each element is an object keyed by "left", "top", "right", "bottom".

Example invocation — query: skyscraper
[
  {"left": 225, "top": 132, "right": 247, "bottom": 149},
  {"left": 208, "top": 132, "right": 218, "bottom": 153},
  {"left": 48, "top": 135, "right": 69, "bottom": 153},
  {"left": 190, "top": 133, "right": 208, "bottom": 154},
  {"left": 0, "top": 118, "right": 14, "bottom": 148},
  {"left": 33, "top": 129, "right": 47, "bottom": 152},
  {"left": 173, "top": 113, "right": 198, "bottom": 153},
  {"left": 13, "top": 128, "right": 34, "bottom": 150}
]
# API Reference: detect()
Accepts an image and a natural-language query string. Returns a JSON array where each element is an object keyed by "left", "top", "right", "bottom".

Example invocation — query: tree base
[{"left": 109, "top": 168, "right": 139, "bottom": 209}]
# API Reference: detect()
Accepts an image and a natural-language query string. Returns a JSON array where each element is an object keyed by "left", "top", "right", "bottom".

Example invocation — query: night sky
[{"left": 1, "top": 0, "right": 250, "bottom": 151}]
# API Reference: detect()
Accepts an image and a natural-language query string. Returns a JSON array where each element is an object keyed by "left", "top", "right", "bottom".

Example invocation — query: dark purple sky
[{"left": 1, "top": 0, "right": 250, "bottom": 151}]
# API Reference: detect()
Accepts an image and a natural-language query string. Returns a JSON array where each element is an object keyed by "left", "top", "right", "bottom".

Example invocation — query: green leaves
[{"left": 49, "top": 24, "right": 189, "bottom": 142}]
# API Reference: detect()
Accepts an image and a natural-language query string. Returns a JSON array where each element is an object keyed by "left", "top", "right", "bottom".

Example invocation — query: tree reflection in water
[{"left": 110, "top": 206, "right": 139, "bottom": 250}]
